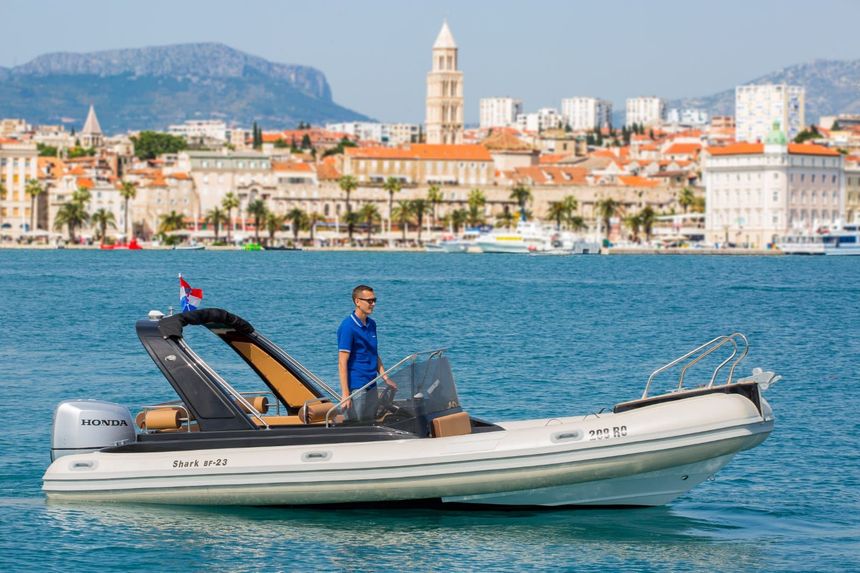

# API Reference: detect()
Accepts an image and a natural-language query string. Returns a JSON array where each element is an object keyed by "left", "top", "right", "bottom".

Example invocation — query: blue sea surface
[{"left": 0, "top": 251, "right": 858, "bottom": 572}]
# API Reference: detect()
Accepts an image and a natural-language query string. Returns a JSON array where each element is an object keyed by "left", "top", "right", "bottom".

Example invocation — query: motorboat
[
  {"left": 43, "top": 309, "right": 779, "bottom": 507},
  {"left": 174, "top": 241, "right": 206, "bottom": 251},
  {"left": 99, "top": 238, "right": 143, "bottom": 251},
  {"left": 425, "top": 232, "right": 480, "bottom": 253},
  {"left": 776, "top": 224, "right": 860, "bottom": 255},
  {"left": 476, "top": 220, "right": 555, "bottom": 254}
]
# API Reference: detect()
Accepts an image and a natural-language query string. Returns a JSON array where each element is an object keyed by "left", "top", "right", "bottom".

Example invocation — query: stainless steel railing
[
  {"left": 642, "top": 333, "right": 749, "bottom": 399},
  {"left": 324, "top": 348, "right": 446, "bottom": 427}
]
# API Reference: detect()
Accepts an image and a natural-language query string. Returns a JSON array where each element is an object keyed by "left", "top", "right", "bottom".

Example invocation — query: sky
[{"left": 3, "top": 0, "right": 860, "bottom": 124}]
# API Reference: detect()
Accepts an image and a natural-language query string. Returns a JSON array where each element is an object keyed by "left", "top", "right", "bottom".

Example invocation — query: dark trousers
[{"left": 348, "top": 386, "right": 378, "bottom": 422}]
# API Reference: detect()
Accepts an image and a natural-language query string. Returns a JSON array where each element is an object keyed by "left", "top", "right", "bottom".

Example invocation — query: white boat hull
[{"left": 43, "top": 393, "right": 772, "bottom": 507}]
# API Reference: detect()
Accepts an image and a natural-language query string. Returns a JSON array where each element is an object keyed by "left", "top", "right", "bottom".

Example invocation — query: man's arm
[
  {"left": 338, "top": 350, "right": 351, "bottom": 402},
  {"left": 378, "top": 357, "right": 397, "bottom": 388}
]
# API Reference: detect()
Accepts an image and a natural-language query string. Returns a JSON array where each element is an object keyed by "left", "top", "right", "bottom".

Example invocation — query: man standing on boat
[{"left": 338, "top": 285, "right": 396, "bottom": 421}]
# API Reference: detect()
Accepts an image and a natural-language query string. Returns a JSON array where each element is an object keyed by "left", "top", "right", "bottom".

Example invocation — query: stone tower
[
  {"left": 425, "top": 21, "right": 463, "bottom": 145},
  {"left": 80, "top": 105, "right": 104, "bottom": 148}
]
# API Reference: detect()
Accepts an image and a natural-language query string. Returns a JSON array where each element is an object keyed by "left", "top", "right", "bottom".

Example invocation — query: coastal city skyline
[{"left": 3, "top": 0, "right": 860, "bottom": 124}]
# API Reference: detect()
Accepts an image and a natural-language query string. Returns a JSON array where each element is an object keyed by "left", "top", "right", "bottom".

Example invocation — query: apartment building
[
  {"left": 561, "top": 97, "right": 612, "bottom": 131},
  {"left": 479, "top": 97, "right": 523, "bottom": 129},
  {"left": 626, "top": 97, "right": 665, "bottom": 127},
  {"left": 735, "top": 84, "right": 805, "bottom": 143}
]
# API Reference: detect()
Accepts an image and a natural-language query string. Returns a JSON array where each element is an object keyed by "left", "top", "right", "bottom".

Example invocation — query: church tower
[
  {"left": 425, "top": 21, "right": 463, "bottom": 145},
  {"left": 80, "top": 105, "right": 104, "bottom": 148}
]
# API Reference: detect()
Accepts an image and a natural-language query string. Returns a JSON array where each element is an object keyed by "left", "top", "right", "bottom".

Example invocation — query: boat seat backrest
[
  {"left": 230, "top": 341, "right": 317, "bottom": 408},
  {"left": 299, "top": 401, "right": 335, "bottom": 424},
  {"left": 431, "top": 412, "right": 472, "bottom": 438}
]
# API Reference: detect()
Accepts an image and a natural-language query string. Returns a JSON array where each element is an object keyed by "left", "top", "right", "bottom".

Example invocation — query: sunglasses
[{"left": 357, "top": 297, "right": 378, "bottom": 304}]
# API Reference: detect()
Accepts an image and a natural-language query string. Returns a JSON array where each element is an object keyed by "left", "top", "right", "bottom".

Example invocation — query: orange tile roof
[
  {"left": 511, "top": 166, "right": 588, "bottom": 185},
  {"left": 617, "top": 175, "right": 660, "bottom": 188},
  {"left": 539, "top": 153, "right": 571, "bottom": 164},
  {"left": 591, "top": 149, "right": 617, "bottom": 159},
  {"left": 709, "top": 142, "right": 840, "bottom": 157},
  {"left": 664, "top": 143, "right": 701, "bottom": 155},
  {"left": 708, "top": 143, "right": 764, "bottom": 156},
  {"left": 167, "top": 172, "right": 191, "bottom": 180},
  {"left": 76, "top": 177, "right": 94, "bottom": 189},
  {"left": 787, "top": 143, "right": 841, "bottom": 157},
  {"left": 272, "top": 161, "right": 314, "bottom": 172},
  {"left": 347, "top": 144, "right": 492, "bottom": 161},
  {"left": 316, "top": 156, "right": 341, "bottom": 180}
]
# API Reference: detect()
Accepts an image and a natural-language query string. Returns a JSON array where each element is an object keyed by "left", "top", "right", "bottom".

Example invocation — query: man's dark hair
[{"left": 352, "top": 284, "right": 374, "bottom": 302}]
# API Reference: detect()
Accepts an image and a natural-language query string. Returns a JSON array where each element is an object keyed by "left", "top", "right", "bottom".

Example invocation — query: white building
[
  {"left": 626, "top": 97, "right": 665, "bottom": 128},
  {"left": 665, "top": 108, "right": 709, "bottom": 127},
  {"left": 168, "top": 120, "right": 228, "bottom": 143},
  {"left": 735, "top": 84, "right": 805, "bottom": 143},
  {"left": 561, "top": 97, "right": 612, "bottom": 131},
  {"left": 516, "top": 108, "right": 563, "bottom": 132},
  {"left": 704, "top": 125, "right": 843, "bottom": 248},
  {"left": 0, "top": 140, "right": 39, "bottom": 236},
  {"left": 325, "top": 122, "right": 420, "bottom": 146},
  {"left": 479, "top": 97, "right": 523, "bottom": 129}
]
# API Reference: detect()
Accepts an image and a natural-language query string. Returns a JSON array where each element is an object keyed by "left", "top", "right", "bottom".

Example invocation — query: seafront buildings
[
  {"left": 703, "top": 124, "right": 844, "bottom": 247},
  {"left": 2, "top": 20, "right": 860, "bottom": 248},
  {"left": 735, "top": 84, "right": 805, "bottom": 143}
]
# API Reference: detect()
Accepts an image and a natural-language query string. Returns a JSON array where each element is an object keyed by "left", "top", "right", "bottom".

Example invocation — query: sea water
[{"left": 0, "top": 251, "right": 858, "bottom": 572}]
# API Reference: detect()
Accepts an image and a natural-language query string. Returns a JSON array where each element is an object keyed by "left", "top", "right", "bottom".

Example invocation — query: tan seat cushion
[{"left": 431, "top": 412, "right": 472, "bottom": 438}]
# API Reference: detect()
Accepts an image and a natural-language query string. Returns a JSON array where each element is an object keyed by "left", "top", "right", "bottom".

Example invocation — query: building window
[{"left": 773, "top": 191, "right": 779, "bottom": 202}]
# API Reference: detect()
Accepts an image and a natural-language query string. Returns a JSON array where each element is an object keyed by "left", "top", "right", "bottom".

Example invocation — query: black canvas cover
[{"left": 157, "top": 308, "right": 254, "bottom": 339}]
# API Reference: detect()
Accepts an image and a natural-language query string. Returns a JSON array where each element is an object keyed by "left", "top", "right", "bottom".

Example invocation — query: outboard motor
[{"left": 51, "top": 400, "right": 135, "bottom": 461}]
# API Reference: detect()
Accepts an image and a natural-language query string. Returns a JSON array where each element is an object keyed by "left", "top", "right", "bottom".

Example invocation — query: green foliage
[
  {"left": 67, "top": 145, "right": 96, "bottom": 158},
  {"left": 301, "top": 134, "right": 312, "bottom": 149},
  {"left": 247, "top": 199, "right": 268, "bottom": 241},
  {"left": 322, "top": 137, "right": 357, "bottom": 157},
  {"left": 36, "top": 143, "right": 58, "bottom": 157},
  {"left": 509, "top": 184, "right": 532, "bottom": 221},
  {"left": 793, "top": 125, "right": 821, "bottom": 144},
  {"left": 131, "top": 131, "right": 188, "bottom": 160},
  {"left": 274, "top": 138, "right": 288, "bottom": 149},
  {"left": 206, "top": 206, "right": 227, "bottom": 241}
]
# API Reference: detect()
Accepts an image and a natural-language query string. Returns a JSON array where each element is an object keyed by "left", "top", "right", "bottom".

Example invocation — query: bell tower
[{"left": 425, "top": 21, "right": 463, "bottom": 145}]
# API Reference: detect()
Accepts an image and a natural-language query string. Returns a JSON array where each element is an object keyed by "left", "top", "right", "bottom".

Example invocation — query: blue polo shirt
[{"left": 337, "top": 312, "right": 380, "bottom": 391}]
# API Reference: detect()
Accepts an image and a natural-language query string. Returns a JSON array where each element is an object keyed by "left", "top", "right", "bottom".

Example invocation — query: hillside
[{"left": 0, "top": 43, "right": 371, "bottom": 132}]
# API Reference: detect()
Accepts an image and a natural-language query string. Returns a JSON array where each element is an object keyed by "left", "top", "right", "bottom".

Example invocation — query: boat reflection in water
[{"left": 43, "top": 309, "right": 779, "bottom": 508}]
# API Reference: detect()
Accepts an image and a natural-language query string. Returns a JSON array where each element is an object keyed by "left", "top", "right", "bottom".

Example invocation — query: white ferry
[{"left": 776, "top": 224, "right": 860, "bottom": 256}]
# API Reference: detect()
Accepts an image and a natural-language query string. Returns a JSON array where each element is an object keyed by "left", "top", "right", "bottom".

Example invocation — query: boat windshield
[{"left": 328, "top": 349, "right": 462, "bottom": 435}]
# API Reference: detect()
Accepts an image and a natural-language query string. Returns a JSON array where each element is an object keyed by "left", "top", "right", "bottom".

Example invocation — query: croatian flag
[{"left": 179, "top": 274, "right": 203, "bottom": 312}]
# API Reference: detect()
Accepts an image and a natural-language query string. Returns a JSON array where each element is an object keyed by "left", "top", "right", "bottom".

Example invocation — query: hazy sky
[{"left": 3, "top": 0, "right": 859, "bottom": 124}]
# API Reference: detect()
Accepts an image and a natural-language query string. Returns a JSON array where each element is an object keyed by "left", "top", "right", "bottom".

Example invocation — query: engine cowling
[{"left": 51, "top": 400, "right": 135, "bottom": 461}]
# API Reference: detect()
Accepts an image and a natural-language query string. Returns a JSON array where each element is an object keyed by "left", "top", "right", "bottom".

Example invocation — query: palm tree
[
  {"left": 0, "top": 180, "right": 6, "bottom": 239},
  {"left": 595, "top": 198, "right": 621, "bottom": 241},
  {"left": 546, "top": 201, "right": 568, "bottom": 231},
  {"left": 72, "top": 186, "right": 91, "bottom": 206},
  {"left": 383, "top": 177, "right": 402, "bottom": 237},
  {"left": 391, "top": 201, "right": 415, "bottom": 242},
  {"left": 24, "top": 179, "right": 44, "bottom": 232},
  {"left": 305, "top": 211, "right": 325, "bottom": 244},
  {"left": 359, "top": 203, "right": 381, "bottom": 243},
  {"left": 118, "top": 179, "right": 137, "bottom": 238},
  {"left": 510, "top": 183, "right": 532, "bottom": 221},
  {"left": 427, "top": 184, "right": 443, "bottom": 229},
  {"left": 338, "top": 175, "right": 358, "bottom": 243},
  {"left": 53, "top": 201, "right": 89, "bottom": 243},
  {"left": 467, "top": 188, "right": 486, "bottom": 228},
  {"left": 286, "top": 207, "right": 307, "bottom": 244},
  {"left": 158, "top": 211, "right": 186, "bottom": 234},
  {"left": 265, "top": 211, "right": 285, "bottom": 246},
  {"left": 625, "top": 213, "right": 642, "bottom": 243},
  {"left": 678, "top": 187, "right": 695, "bottom": 214},
  {"left": 411, "top": 199, "right": 428, "bottom": 244},
  {"left": 450, "top": 209, "right": 468, "bottom": 233},
  {"left": 639, "top": 206, "right": 657, "bottom": 242},
  {"left": 246, "top": 199, "right": 268, "bottom": 243},
  {"left": 566, "top": 214, "right": 587, "bottom": 232},
  {"left": 206, "top": 207, "right": 226, "bottom": 242},
  {"left": 90, "top": 208, "right": 116, "bottom": 245},
  {"left": 495, "top": 210, "right": 517, "bottom": 229},
  {"left": 221, "top": 192, "right": 240, "bottom": 243}
]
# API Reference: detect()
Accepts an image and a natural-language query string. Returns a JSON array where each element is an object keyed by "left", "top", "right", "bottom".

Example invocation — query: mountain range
[
  {"left": 0, "top": 43, "right": 370, "bottom": 133},
  {"left": 667, "top": 58, "right": 860, "bottom": 123}
]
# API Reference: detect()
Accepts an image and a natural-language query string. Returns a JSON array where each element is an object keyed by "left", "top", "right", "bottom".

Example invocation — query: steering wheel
[{"left": 376, "top": 385, "right": 399, "bottom": 418}]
